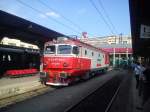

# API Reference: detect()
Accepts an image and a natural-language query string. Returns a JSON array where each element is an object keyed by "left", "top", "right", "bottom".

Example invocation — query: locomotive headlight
[
  {"left": 43, "top": 63, "right": 47, "bottom": 66},
  {"left": 63, "top": 62, "right": 69, "bottom": 67},
  {"left": 43, "top": 63, "right": 48, "bottom": 68}
]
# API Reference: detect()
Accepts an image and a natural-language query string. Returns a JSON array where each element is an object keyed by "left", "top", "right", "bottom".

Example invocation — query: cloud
[
  {"left": 39, "top": 14, "right": 47, "bottom": 18},
  {"left": 39, "top": 11, "right": 60, "bottom": 19},
  {"left": 45, "top": 11, "right": 60, "bottom": 18}
]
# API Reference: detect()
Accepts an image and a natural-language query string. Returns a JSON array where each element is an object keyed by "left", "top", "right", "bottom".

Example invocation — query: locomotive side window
[
  {"left": 72, "top": 46, "right": 79, "bottom": 55},
  {"left": 45, "top": 45, "right": 56, "bottom": 54},
  {"left": 85, "top": 50, "right": 87, "bottom": 55},
  {"left": 92, "top": 52, "right": 94, "bottom": 56},
  {"left": 58, "top": 45, "right": 72, "bottom": 54}
]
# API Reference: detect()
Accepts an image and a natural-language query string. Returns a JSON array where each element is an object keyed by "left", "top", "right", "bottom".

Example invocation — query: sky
[{"left": 0, "top": 0, "right": 131, "bottom": 38}]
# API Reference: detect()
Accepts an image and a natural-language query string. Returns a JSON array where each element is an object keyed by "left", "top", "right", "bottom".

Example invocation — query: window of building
[
  {"left": 28, "top": 46, "right": 33, "bottom": 49},
  {"left": 2, "top": 55, "right": 6, "bottom": 61},
  {"left": 8, "top": 43, "right": 16, "bottom": 46},
  {"left": 20, "top": 44, "right": 25, "bottom": 47},
  {"left": 111, "top": 43, "right": 116, "bottom": 45},
  {"left": 123, "top": 41, "right": 127, "bottom": 44},
  {"left": 8, "top": 55, "right": 11, "bottom": 61}
]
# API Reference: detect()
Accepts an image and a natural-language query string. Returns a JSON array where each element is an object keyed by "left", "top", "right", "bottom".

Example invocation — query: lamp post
[{"left": 126, "top": 47, "right": 128, "bottom": 66}]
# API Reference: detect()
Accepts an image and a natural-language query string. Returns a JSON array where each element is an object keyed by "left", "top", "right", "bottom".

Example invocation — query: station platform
[
  {"left": 0, "top": 74, "right": 44, "bottom": 100},
  {"left": 109, "top": 70, "right": 150, "bottom": 112}
]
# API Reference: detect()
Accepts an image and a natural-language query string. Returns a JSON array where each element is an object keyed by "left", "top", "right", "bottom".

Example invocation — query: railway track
[{"left": 64, "top": 74, "right": 124, "bottom": 112}]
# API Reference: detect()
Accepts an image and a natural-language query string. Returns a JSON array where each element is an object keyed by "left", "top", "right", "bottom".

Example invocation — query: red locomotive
[{"left": 40, "top": 37, "right": 109, "bottom": 86}]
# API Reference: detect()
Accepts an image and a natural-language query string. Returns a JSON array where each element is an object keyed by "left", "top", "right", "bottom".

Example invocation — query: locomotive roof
[{"left": 45, "top": 37, "right": 108, "bottom": 54}]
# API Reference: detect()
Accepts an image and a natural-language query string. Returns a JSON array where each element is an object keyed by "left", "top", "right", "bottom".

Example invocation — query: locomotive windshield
[
  {"left": 58, "top": 45, "right": 72, "bottom": 54},
  {"left": 44, "top": 45, "right": 56, "bottom": 54}
]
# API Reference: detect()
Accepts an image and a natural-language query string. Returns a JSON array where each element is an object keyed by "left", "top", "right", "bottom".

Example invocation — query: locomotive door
[
  {"left": 73, "top": 45, "right": 81, "bottom": 70},
  {"left": 76, "top": 46, "right": 81, "bottom": 70}
]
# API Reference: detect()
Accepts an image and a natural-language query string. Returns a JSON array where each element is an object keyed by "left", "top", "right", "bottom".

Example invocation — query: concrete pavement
[{"left": 0, "top": 74, "right": 48, "bottom": 107}]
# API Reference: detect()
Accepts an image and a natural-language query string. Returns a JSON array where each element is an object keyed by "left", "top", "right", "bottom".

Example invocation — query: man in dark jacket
[{"left": 142, "top": 64, "right": 150, "bottom": 106}]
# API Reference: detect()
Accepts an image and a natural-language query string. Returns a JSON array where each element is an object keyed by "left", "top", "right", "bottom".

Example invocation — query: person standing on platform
[
  {"left": 142, "top": 64, "right": 150, "bottom": 106},
  {"left": 138, "top": 63, "right": 146, "bottom": 96},
  {"left": 134, "top": 62, "right": 141, "bottom": 89}
]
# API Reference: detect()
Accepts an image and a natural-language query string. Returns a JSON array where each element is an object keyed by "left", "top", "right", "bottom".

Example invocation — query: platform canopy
[
  {"left": 102, "top": 48, "right": 132, "bottom": 54},
  {"left": 0, "top": 10, "right": 66, "bottom": 49},
  {"left": 129, "top": 0, "right": 150, "bottom": 57}
]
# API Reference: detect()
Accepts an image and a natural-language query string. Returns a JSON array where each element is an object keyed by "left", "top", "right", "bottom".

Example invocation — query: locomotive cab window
[
  {"left": 44, "top": 45, "right": 56, "bottom": 54},
  {"left": 58, "top": 45, "right": 72, "bottom": 54},
  {"left": 72, "top": 46, "right": 79, "bottom": 55}
]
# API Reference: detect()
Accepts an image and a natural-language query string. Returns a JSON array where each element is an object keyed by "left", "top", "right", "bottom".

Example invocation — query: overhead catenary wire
[
  {"left": 16, "top": 0, "right": 81, "bottom": 36},
  {"left": 98, "top": 0, "right": 118, "bottom": 34},
  {"left": 89, "top": 0, "right": 115, "bottom": 35},
  {"left": 38, "top": 0, "right": 95, "bottom": 37},
  {"left": 38, "top": 0, "right": 83, "bottom": 32}
]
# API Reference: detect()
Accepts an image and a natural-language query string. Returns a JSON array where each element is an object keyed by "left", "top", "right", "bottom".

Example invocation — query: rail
[{"left": 64, "top": 74, "right": 124, "bottom": 112}]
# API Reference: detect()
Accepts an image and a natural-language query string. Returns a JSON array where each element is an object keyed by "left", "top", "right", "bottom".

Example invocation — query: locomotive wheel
[
  {"left": 91, "top": 72, "right": 95, "bottom": 76},
  {"left": 82, "top": 72, "right": 90, "bottom": 80}
]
